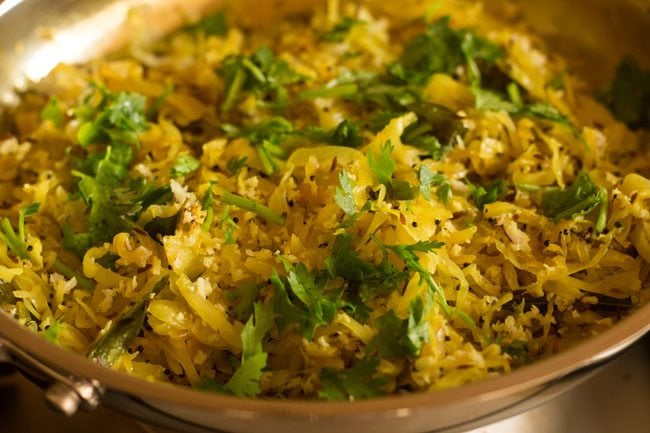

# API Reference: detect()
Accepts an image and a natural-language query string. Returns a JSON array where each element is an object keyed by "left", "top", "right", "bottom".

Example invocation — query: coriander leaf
[
  {"left": 143, "top": 209, "right": 181, "bottom": 240},
  {"left": 96, "top": 253, "right": 120, "bottom": 271},
  {"left": 223, "top": 117, "right": 293, "bottom": 174},
  {"left": 201, "top": 182, "right": 216, "bottom": 231},
  {"left": 419, "top": 165, "right": 436, "bottom": 200},
  {"left": 226, "top": 156, "right": 248, "bottom": 174},
  {"left": 321, "top": 17, "right": 363, "bottom": 42},
  {"left": 335, "top": 169, "right": 358, "bottom": 216},
  {"left": 382, "top": 102, "right": 464, "bottom": 160},
  {"left": 519, "top": 102, "right": 572, "bottom": 129},
  {"left": 541, "top": 172, "right": 608, "bottom": 232},
  {"left": 286, "top": 263, "right": 337, "bottom": 339},
  {"left": 196, "top": 377, "right": 225, "bottom": 393},
  {"left": 461, "top": 31, "right": 504, "bottom": 86},
  {"left": 303, "top": 119, "right": 363, "bottom": 148},
  {"left": 43, "top": 319, "right": 62, "bottom": 344},
  {"left": 471, "top": 178, "right": 508, "bottom": 209},
  {"left": 387, "top": 179, "right": 416, "bottom": 200},
  {"left": 328, "top": 234, "right": 407, "bottom": 305},
  {"left": 65, "top": 171, "right": 135, "bottom": 255},
  {"left": 87, "top": 275, "right": 168, "bottom": 366},
  {"left": 224, "top": 302, "right": 273, "bottom": 398},
  {"left": 473, "top": 86, "right": 517, "bottom": 112},
  {"left": 241, "top": 302, "right": 273, "bottom": 358},
  {"left": 41, "top": 96, "right": 64, "bottom": 128},
  {"left": 367, "top": 297, "right": 428, "bottom": 359},
  {"left": 375, "top": 237, "right": 451, "bottom": 315},
  {"left": 367, "top": 140, "right": 396, "bottom": 185},
  {"left": 187, "top": 11, "right": 228, "bottom": 36},
  {"left": 226, "top": 282, "right": 260, "bottom": 322},
  {"left": 394, "top": 16, "right": 502, "bottom": 87},
  {"left": 77, "top": 92, "right": 148, "bottom": 147},
  {"left": 503, "top": 340, "right": 531, "bottom": 367},
  {"left": 170, "top": 154, "right": 200, "bottom": 178},
  {"left": 437, "top": 182, "right": 452, "bottom": 204},
  {"left": 272, "top": 263, "right": 336, "bottom": 339},
  {"left": 600, "top": 57, "right": 650, "bottom": 129},
  {"left": 395, "top": 16, "right": 465, "bottom": 85},
  {"left": 328, "top": 234, "right": 377, "bottom": 282},
  {"left": 271, "top": 269, "right": 307, "bottom": 334},
  {"left": 223, "top": 351, "right": 267, "bottom": 397},
  {"left": 217, "top": 205, "right": 238, "bottom": 243},
  {"left": 219, "top": 46, "right": 305, "bottom": 112},
  {"left": 319, "top": 357, "right": 386, "bottom": 400}
]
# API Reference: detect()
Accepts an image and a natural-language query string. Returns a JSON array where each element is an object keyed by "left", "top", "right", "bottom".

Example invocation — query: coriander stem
[
  {"left": 53, "top": 259, "right": 96, "bottom": 291},
  {"left": 299, "top": 83, "right": 359, "bottom": 100},
  {"left": 220, "top": 191, "right": 285, "bottom": 226}
]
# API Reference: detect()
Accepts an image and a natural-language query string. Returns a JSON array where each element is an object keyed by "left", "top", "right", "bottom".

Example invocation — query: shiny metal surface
[{"left": 0, "top": 1, "right": 649, "bottom": 432}]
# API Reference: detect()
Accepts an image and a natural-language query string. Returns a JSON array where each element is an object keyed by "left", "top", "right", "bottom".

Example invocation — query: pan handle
[{"left": 0, "top": 338, "right": 104, "bottom": 416}]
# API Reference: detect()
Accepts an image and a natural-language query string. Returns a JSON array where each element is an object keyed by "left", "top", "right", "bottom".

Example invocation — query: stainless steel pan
[{"left": 0, "top": 1, "right": 648, "bottom": 432}]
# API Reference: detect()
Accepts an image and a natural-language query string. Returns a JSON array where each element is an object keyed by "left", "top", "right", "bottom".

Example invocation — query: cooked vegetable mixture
[{"left": 1, "top": 0, "right": 649, "bottom": 400}]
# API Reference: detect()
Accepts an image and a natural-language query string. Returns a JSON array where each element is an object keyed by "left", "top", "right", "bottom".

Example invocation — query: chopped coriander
[
  {"left": 541, "top": 172, "right": 608, "bottom": 233},
  {"left": 368, "top": 297, "right": 428, "bottom": 358},
  {"left": 87, "top": 275, "right": 169, "bottom": 366},
  {"left": 170, "top": 154, "right": 200, "bottom": 178},
  {"left": 374, "top": 237, "right": 451, "bottom": 315},
  {"left": 271, "top": 264, "right": 337, "bottom": 339},
  {"left": 367, "top": 140, "right": 396, "bottom": 185},
  {"left": 223, "top": 117, "right": 293, "bottom": 174},
  {"left": 218, "top": 205, "right": 238, "bottom": 244},
  {"left": 143, "top": 209, "right": 181, "bottom": 240},
  {"left": 418, "top": 165, "right": 436, "bottom": 200},
  {"left": 219, "top": 46, "right": 305, "bottom": 112},
  {"left": 201, "top": 182, "right": 216, "bottom": 232},
  {"left": 401, "top": 102, "right": 465, "bottom": 160},
  {"left": 334, "top": 169, "right": 358, "bottom": 216},
  {"left": 319, "top": 357, "right": 386, "bottom": 400},
  {"left": 471, "top": 178, "right": 508, "bottom": 209},
  {"left": 327, "top": 234, "right": 408, "bottom": 305},
  {"left": 220, "top": 191, "right": 285, "bottom": 226},
  {"left": 502, "top": 340, "right": 531, "bottom": 366},
  {"left": 320, "top": 17, "right": 363, "bottom": 42},
  {"left": 43, "top": 319, "right": 62, "bottom": 344},
  {"left": 437, "top": 182, "right": 452, "bottom": 204},
  {"left": 226, "top": 156, "right": 248, "bottom": 175},
  {"left": 387, "top": 179, "right": 416, "bottom": 200},
  {"left": 226, "top": 282, "right": 260, "bottom": 322},
  {"left": 186, "top": 11, "right": 228, "bottom": 36},
  {"left": 40, "top": 96, "right": 64, "bottom": 128},
  {"left": 77, "top": 91, "right": 148, "bottom": 147},
  {"left": 600, "top": 57, "right": 650, "bottom": 129},
  {"left": 394, "top": 16, "right": 502, "bottom": 87},
  {"left": 96, "top": 253, "right": 120, "bottom": 271},
  {"left": 303, "top": 119, "right": 363, "bottom": 148},
  {"left": 223, "top": 302, "right": 273, "bottom": 397}
]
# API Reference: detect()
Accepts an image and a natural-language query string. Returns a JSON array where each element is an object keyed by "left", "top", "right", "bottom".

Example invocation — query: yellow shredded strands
[{"left": 0, "top": 0, "right": 648, "bottom": 399}]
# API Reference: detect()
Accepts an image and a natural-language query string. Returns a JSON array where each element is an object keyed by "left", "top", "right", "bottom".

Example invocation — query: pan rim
[{"left": 0, "top": 303, "right": 648, "bottom": 418}]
